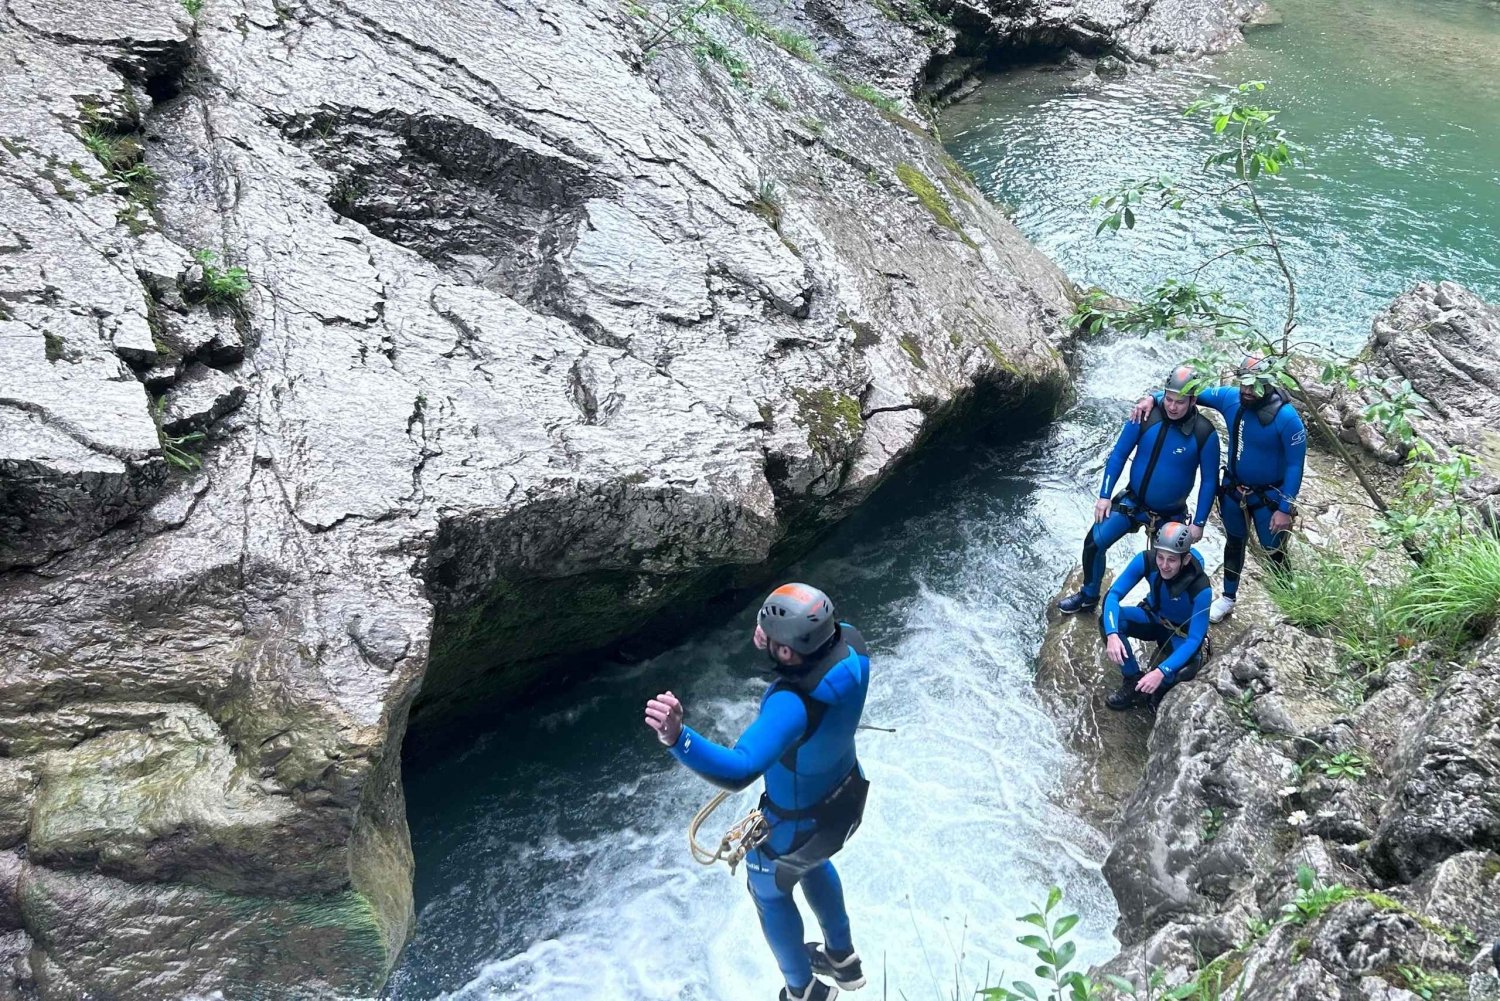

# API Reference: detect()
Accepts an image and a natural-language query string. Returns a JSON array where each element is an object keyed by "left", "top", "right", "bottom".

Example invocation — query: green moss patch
[
  {"left": 792, "top": 387, "right": 864, "bottom": 459},
  {"left": 896, "top": 162, "right": 975, "bottom": 246}
]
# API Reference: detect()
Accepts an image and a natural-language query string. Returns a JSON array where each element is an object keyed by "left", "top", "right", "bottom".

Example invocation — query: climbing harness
[
  {"left": 686, "top": 722, "right": 892, "bottom": 873},
  {"left": 688, "top": 790, "right": 769, "bottom": 873}
]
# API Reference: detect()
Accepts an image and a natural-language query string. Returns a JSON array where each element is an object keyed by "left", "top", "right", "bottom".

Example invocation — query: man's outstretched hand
[{"left": 645, "top": 691, "right": 684, "bottom": 747}]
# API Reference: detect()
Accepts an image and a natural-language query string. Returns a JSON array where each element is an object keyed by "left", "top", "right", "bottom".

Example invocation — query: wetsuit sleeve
[
  {"left": 1278, "top": 410, "right": 1308, "bottom": 512},
  {"left": 1102, "top": 553, "right": 1147, "bottom": 635},
  {"left": 667, "top": 689, "right": 807, "bottom": 792},
  {"left": 1195, "top": 386, "right": 1237, "bottom": 414},
  {"left": 1099, "top": 421, "right": 1143, "bottom": 499},
  {"left": 1158, "top": 587, "right": 1212, "bottom": 676},
  {"left": 1193, "top": 430, "right": 1220, "bottom": 526}
]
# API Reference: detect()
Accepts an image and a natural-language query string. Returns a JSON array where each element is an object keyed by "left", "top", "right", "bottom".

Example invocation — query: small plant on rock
[
  {"left": 1279, "top": 865, "right": 1352, "bottom": 926},
  {"left": 192, "top": 249, "right": 251, "bottom": 304},
  {"left": 1318, "top": 749, "right": 1370, "bottom": 781},
  {"left": 1393, "top": 964, "right": 1465, "bottom": 1000},
  {"left": 152, "top": 397, "right": 205, "bottom": 472}
]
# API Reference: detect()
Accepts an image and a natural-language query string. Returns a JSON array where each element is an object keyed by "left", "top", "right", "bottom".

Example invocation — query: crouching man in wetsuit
[
  {"left": 1058, "top": 364, "right": 1221, "bottom": 615},
  {"left": 644, "top": 583, "right": 871, "bottom": 1001},
  {"left": 1100, "top": 522, "right": 1213, "bottom": 710},
  {"left": 1131, "top": 355, "right": 1307, "bottom": 622}
]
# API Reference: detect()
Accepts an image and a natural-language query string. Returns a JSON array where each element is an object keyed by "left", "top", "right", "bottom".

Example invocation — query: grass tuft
[{"left": 1391, "top": 531, "right": 1500, "bottom": 639}]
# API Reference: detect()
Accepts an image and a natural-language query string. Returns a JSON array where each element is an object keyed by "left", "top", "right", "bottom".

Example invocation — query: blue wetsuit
[
  {"left": 1203, "top": 386, "right": 1306, "bottom": 596},
  {"left": 669, "top": 625, "right": 871, "bottom": 992},
  {"left": 1156, "top": 387, "right": 1307, "bottom": 596},
  {"left": 1079, "top": 409, "right": 1220, "bottom": 600},
  {"left": 1101, "top": 548, "right": 1212, "bottom": 704}
]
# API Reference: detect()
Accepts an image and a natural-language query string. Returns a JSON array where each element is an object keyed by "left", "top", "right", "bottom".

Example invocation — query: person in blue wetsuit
[
  {"left": 1101, "top": 521, "right": 1213, "bottom": 710},
  {"left": 1058, "top": 364, "right": 1221, "bottom": 615},
  {"left": 644, "top": 583, "right": 871, "bottom": 1001},
  {"left": 1131, "top": 355, "right": 1307, "bottom": 622}
]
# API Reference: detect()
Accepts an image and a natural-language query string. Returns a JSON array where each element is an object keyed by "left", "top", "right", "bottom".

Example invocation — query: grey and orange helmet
[
  {"left": 1236, "top": 354, "right": 1275, "bottom": 392},
  {"left": 758, "top": 583, "right": 837, "bottom": 655},
  {"left": 1153, "top": 522, "right": 1193, "bottom": 556},
  {"left": 1164, "top": 364, "right": 1198, "bottom": 397}
]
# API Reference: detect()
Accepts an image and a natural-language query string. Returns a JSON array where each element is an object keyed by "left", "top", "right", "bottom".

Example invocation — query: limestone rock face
[
  {"left": 1315, "top": 281, "right": 1500, "bottom": 515},
  {"left": 951, "top": 0, "right": 1269, "bottom": 63}
]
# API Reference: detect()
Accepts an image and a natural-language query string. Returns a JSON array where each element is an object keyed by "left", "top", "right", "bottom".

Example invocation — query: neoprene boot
[
  {"left": 1106, "top": 679, "right": 1145, "bottom": 711},
  {"left": 807, "top": 942, "right": 866, "bottom": 990},
  {"left": 780, "top": 979, "right": 837, "bottom": 1001}
]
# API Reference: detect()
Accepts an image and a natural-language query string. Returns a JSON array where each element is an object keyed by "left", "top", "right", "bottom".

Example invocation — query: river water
[{"left": 388, "top": 0, "right": 1500, "bottom": 997}]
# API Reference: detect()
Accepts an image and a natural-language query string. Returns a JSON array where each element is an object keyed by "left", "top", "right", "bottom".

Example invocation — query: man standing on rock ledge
[
  {"left": 1100, "top": 522, "right": 1214, "bottom": 710},
  {"left": 1131, "top": 355, "right": 1307, "bottom": 622},
  {"left": 645, "top": 583, "right": 871, "bottom": 1001},
  {"left": 1058, "top": 364, "right": 1221, "bottom": 615}
]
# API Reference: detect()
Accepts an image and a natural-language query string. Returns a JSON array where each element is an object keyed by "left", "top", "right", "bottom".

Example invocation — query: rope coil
[{"left": 688, "top": 790, "right": 769, "bottom": 874}]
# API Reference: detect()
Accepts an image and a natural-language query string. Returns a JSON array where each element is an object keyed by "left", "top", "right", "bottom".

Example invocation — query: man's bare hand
[
  {"left": 1128, "top": 395, "right": 1155, "bottom": 423},
  {"left": 1136, "top": 669, "right": 1166, "bottom": 694},
  {"left": 1271, "top": 510, "right": 1293, "bottom": 535},
  {"left": 644, "top": 691, "right": 684, "bottom": 747},
  {"left": 1189, "top": 523, "right": 1204, "bottom": 543},
  {"left": 1105, "top": 634, "right": 1127, "bottom": 666},
  {"left": 1094, "top": 498, "right": 1112, "bottom": 524}
]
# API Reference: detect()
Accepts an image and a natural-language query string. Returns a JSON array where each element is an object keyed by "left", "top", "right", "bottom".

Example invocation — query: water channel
[{"left": 388, "top": 0, "right": 1500, "bottom": 996}]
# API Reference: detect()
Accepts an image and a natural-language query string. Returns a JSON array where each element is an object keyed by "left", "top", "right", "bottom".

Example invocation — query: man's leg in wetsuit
[
  {"left": 1251, "top": 502, "right": 1289, "bottom": 575},
  {"left": 1218, "top": 494, "right": 1250, "bottom": 600},
  {"left": 1114, "top": 606, "right": 1170, "bottom": 682},
  {"left": 799, "top": 861, "right": 853, "bottom": 954},
  {"left": 746, "top": 849, "right": 813, "bottom": 991},
  {"left": 1080, "top": 509, "right": 1142, "bottom": 600}
]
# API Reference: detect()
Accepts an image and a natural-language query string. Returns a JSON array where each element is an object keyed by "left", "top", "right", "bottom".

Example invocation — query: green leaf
[
  {"left": 1122, "top": 206, "right": 1135, "bottom": 229},
  {"left": 1019, "top": 912, "right": 1047, "bottom": 928},
  {"left": 1012, "top": 983, "right": 1039, "bottom": 1001},
  {"left": 1056, "top": 940, "right": 1077, "bottom": 968},
  {"left": 1105, "top": 974, "right": 1137, "bottom": 995},
  {"left": 1016, "top": 934, "right": 1049, "bottom": 952},
  {"left": 1052, "top": 913, "right": 1081, "bottom": 937},
  {"left": 1046, "top": 886, "right": 1063, "bottom": 913},
  {"left": 1165, "top": 985, "right": 1200, "bottom": 1000}
]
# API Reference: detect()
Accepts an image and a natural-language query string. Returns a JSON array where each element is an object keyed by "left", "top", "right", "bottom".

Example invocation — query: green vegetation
[
  {"left": 1267, "top": 532, "right": 1500, "bottom": 697},
  {"left": 1317, "top": 749, "right": 1370, "bottom": 781},
  {"left": 1391, "top": 531, "right": 1500, "bottom": 638},
  {"left": 896, "top": 162, "right": 974, "bottom": 246},
  {"left": 749, "top": 176, "right": 783, "bottom": 229},
  {"left": 182, "top": 0, "right": 203, "bottom": 15},
  {"left": 1392, "top": 964, "right": 1465, "bottom": 999},
  {"left": 191, "top": 249, "right": 252, "bottom": 304},
  {"left": 79, "top": 121, "right": 156, "bottom": 233},
  {"left": 791, "top": 388, "right": 862, "bottom": 459},
  {"left": 152, "top": 396, "right": 206, "bottom": 472},
  {"left": 845, "top": 80, "right": 902, "bottom": 115},
  {"left": 630, "top": 0, "right": 819, "bottom": 86},
  {"left": 1199, "top": 806, "right": 1224, "bottom": 842}
]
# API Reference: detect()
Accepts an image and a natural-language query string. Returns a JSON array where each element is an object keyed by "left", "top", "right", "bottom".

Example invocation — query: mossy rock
[
  {"left": 791, "top": 387, "right": 864, "bottom": 460},
  {"left": 896, "top": 162, "right": 975, "bottom": 247}
]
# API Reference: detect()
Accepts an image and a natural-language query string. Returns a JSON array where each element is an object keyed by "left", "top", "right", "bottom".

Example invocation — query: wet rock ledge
[
  {"left": 0, "top": 0, "right": 1268, "bottom": 996},
  {"left": 1043, "top": 283, "right": 1500, "bottom": 1001}
]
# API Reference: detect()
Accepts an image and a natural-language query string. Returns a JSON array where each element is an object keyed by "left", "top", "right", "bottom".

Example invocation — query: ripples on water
[
  {"left": 392, "top": 0, "right": 1499, "bottom": 996},
  {"left": 946, "top": 0, "right": 1500, "bottom": 354}
]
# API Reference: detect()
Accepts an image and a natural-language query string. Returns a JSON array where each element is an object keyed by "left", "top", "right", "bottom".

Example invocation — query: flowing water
[{"left": 388, "top": 0, "right": 1500, "bottom": 997}]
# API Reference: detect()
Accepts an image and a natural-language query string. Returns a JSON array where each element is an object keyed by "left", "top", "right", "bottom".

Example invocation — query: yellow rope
[{"left": 688, "top": 790, "right": 769, "bottom": 874}]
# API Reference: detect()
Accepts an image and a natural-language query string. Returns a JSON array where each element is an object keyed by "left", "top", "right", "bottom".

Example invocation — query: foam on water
[{"left": 391, "top": 412, "right": 1140, "bottom": 1000}]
